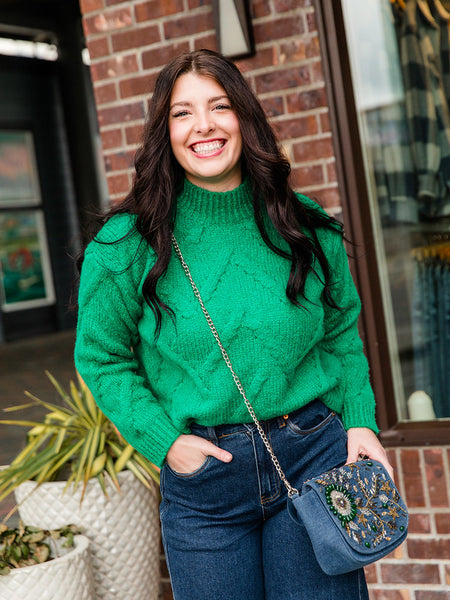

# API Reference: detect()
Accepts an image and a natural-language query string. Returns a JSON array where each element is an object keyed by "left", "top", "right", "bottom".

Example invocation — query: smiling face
[{"left": 168, "top": 72, "right": 243, "bottom": 192}]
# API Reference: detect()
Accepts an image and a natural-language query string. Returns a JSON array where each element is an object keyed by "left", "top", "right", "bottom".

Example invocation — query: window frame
[{"left": 313, "top": 0, "right": 450, "bottom": 445}]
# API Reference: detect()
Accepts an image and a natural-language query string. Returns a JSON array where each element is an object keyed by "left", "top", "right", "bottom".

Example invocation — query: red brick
[
  {"left": 94, "top": 82, "right": 118, "bottom": 105},
  {"left": 280, "top": 37, "right": 321, "bottom": 63},
  {"left": 415, "top": 593, "right": 450, "bottom": 600},
  {"left": 364, "top": 562, "right": 378, "bottom": 584},
  {"left": 107, "top": 173, "right": 130, "bottom": 195},
  {"left": 327, "top": 161, "right": 336, "bottom": 182},
  {"left": 104, "top": 149, "right": 135, "bottom": 172},
  {"left": 370, "top": 591, "right": 411, "bottom": 600},
  {"left": 254, "top": 16, "right": 305, "bottom": 46},
  {"left": 310, "top": 186, "right": 340, "bottom": 209},
  {"left": 401, "top": 449, "right": 426, "bottom": 508},
  {"left": 125, "top": 124, "right": 144, "bottom": 146},
  {"left": 446, "top": 563, "right": 450, "bottom": 585},
  {"left": 436, "top": 512, "right": 450, "bottom": 534},
  {"left": 307, "top": 10, "right": 317, "bottom": 32},
  {"left": 408, "top": 512, "right": 431, "bottom": 534},
  {"left": 424, "top": 448, "right": 449, "bottom": 507},
  {"left": 274, "top": 0, "right": 314, "bottom": 9},
  {"left": 260, "top": 96, "right": 284, "bottom": 118},
  {"left": 164, "top": 13, "right": 214, "bottom": 40},
  {"left": 119, "top": 73, "right": 159, "bottom": 98},
  {"left": 254, "top": 66, "right": 310, "bottom": 94},
  {"left": 290, "top": 165, "right": 324, "bottom": 188},
  {"left": 98, "top": 102, "right": 145, "bottom": 126},
  {"left": 87, "top": 36, "right": 110, "bottom": 59},
  {"left": 135, "top": 0, "right": 184, "bottom": 22},
  {"left": 272, "top": 115, "right": 318, "bottom": 140},
  {"left": 84, "top": 7, "right": 132, "bottom": 35},
  {"left": 310, "top": 59, "right": 324, "bottom": 83},
  {"left": 380, "top": 563, "right": 440, "bottom": 584},
  {"left": 236, "top": 47, "right": 276, "bottom": 72},
  {"left": 386, "top": 448, "right": 398, "bottom": 470},
  {"left": 101, "top": 128, "right": 124, "bottom": 150},
  {"left": 193, "top": 34, "right": 219, "bottom": 52},
  {"left": 320, "top": 112, "right": 330, "bottom": 132},
  {"left": 142, "top": 41, "right": 190, "bottom": 70},
  {"left": 287, "top": 88, "right": 327, "bottom": 112},
  {"left": 293, "top": 137, "right": 334, "bottom": 162},
  {"left": 91, "top": 54, "right": 139, "bottom": 81},
  {"left": 251, "top": 0, "right": 271, "bottom": 18},
  {"left": 407, "top": 537, "right": 450, "bottom": 559},
  {"left": 111, "top": 25, "right": 160, "bottom": 52},
  {"left": 80, "top": 0, "right": 104, "bottom": 13},
  {"left": 106, "top": 0, "right": 129, "bottom": 5}
]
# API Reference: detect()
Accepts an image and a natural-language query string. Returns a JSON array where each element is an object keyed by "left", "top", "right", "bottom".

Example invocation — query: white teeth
[{"left": 192, "top": 141, "right": 224, "bottom": 155}]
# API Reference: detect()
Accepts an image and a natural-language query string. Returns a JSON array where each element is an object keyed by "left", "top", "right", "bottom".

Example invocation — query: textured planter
[
  {"left": 0, "top": 535, "right": 94, "bottom": 600},
  {"left": 15, "top": 471, "right": 160, "bottom": 600}
]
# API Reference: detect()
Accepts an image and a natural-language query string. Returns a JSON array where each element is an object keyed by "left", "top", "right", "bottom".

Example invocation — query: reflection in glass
[{"left": 342, "top": 0, "right": 450, "bottom": 421}]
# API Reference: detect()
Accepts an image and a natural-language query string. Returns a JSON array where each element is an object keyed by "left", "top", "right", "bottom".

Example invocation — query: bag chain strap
[{"left": 172, "top": 235, "right": 299, "bottom": 498}]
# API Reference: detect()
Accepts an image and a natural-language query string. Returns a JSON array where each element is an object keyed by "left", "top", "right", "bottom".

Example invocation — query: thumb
[{"left": 204, "top": 440, "right": 233, "bottom": 464}]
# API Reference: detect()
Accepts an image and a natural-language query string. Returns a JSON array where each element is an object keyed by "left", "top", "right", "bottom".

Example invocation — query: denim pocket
[
  {"left": 165, "top": 455, "right": 213, "bottom": 479},
  {"left": 286, "top": 400, "right": 336, "bottom": 436}
]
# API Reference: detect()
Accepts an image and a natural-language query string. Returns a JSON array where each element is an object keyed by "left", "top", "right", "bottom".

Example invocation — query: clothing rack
[
  {"left": 412, "top": 240, "right": 450, "bottom": 261},
  {"left": 391, "top": 0, "right": 450, "bottom": 20},
  {"left": 411, "top": 240, "right": 450, "bottom": 418}
]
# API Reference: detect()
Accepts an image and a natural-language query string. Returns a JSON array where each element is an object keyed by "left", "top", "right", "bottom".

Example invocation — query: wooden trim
[{"left": 313, "top": 0, "right": 449, "bottom": 444}]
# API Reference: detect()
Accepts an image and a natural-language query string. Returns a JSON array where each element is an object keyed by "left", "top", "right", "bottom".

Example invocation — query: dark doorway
[{"left": 0, "top": 0, "right": 105, "bottom": 342}]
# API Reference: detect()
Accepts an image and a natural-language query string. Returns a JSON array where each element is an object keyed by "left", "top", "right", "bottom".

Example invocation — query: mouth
[{"left": 190, "top": 140, "right": 225, "bottom": 156}]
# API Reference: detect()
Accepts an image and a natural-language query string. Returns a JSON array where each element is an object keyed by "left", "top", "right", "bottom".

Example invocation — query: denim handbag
[
  {"left": 173, "top": 236, "right": 409, "bottom": 576},
  {"left": 287, "top": 459, "right": 408, "bottom": 575}
]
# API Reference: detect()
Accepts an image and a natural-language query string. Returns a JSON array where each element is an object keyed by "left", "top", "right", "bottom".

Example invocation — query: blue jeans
[{"left": 160, "top": 400, "right": 369, "bottom": 599}]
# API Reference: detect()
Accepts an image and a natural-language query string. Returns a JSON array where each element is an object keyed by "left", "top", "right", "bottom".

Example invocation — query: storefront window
[{"left": 341, "top": 0, "right": 450, "bottom": 422}]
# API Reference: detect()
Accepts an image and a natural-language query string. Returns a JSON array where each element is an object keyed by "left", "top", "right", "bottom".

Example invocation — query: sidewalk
[{"left": 0, "top": 329, "right": 77, "bottom": 522}]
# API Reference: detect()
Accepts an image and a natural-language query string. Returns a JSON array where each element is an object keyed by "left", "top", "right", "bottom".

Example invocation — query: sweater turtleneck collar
[{"left": 175, "top": 177, "right": 254, "bottom": 224}]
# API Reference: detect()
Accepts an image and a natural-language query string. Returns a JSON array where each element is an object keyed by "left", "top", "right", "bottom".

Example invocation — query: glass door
[
  {"left": 341, "top": 0, "right": 450, "bottom": 422},
  {"left": 0, "top": 130, "right": 55, "bottom": 314}
]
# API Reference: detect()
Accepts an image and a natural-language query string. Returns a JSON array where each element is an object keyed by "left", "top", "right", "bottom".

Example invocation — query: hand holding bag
[
  {"left": 288, "top": 458, "right": 408, "bottom": 575},
  {"left": 172, "top": 235, "right": 409, "bottom": 576}
]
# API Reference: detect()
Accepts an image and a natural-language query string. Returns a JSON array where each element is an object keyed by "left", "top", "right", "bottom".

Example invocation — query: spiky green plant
[
  {"left": 0, "top": 371, "right": 160, "bottom": 511},
  {"left": 0, "top": 522, "right": 81, "bottom": 575}
]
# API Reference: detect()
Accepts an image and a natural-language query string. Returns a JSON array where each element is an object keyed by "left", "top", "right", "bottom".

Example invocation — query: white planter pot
[
  {"left": 15, "top": 471, "right": 160, "bottom": 600},
  {"left": 0, "top": 535, "right": 94, "bottom": 600}
]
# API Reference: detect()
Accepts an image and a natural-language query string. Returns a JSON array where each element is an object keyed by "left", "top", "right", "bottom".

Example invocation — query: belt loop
[{"left": 207, "top": 425, "right": 218, "bottom": 445}]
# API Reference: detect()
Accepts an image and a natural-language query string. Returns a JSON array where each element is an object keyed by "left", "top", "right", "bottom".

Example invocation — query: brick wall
[
  {"left": 79, "top": 0, "right": 340, "bottom": 213},
  {"left": 78, "top": 1, "right": 450, "bottom": 598}
]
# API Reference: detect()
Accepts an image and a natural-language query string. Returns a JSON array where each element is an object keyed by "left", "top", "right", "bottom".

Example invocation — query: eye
[
  {"left": 213, "top": 103, "right": 231, "bottom": 111},
  {"left": 171, "top": 110, "right": 190, "bottom": 118}
]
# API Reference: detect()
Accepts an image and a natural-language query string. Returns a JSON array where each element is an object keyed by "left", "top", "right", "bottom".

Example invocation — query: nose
[{"left": 194, "top": 110, "right": 215, "bottom": 134}]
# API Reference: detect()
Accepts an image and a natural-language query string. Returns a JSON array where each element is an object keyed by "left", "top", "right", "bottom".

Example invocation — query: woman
[{"left": 75, "top": 49, "right": 392, "bottom": 599}]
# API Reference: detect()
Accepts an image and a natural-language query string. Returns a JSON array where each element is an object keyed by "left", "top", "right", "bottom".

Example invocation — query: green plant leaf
[
  {"left": 113, "top": 443, "right": 135, "bottom": 473},
  {"left": 0, "top": 372, "right": 160, "bottom": 510}
]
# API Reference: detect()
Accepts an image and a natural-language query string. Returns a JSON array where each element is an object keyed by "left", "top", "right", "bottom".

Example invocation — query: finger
[
  {"left": 201, "top": 439, "right": 233, "bottom": 463},
  {"left": 345, "top": 451, "right": 359, "bottom": 465}
]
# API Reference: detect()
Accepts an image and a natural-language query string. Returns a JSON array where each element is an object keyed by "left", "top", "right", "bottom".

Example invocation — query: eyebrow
[{"left": 169, "top": 95, "right": 230, "bottom": 110}]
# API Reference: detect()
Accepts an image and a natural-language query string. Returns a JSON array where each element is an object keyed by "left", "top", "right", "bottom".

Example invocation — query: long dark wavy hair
[{"left": 86, "top": 49, "right": 344, "bottom": 332}]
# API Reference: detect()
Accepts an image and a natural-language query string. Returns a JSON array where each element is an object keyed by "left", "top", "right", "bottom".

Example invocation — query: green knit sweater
[{"left": 75, "top": 178, "right": 378, "bottom": 468}]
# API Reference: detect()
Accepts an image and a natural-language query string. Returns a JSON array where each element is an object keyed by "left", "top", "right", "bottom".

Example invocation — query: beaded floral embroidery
[{"left": 312, "top": 461, "right": 407, "bottom": 548}]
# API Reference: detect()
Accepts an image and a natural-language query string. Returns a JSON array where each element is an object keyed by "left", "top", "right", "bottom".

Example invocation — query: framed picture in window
[
  {"left": 0, "top": 130, "right": 40, "bottom": 207},
  {"left": 0, "top": 210, "right": 55, "bottom": 310}
]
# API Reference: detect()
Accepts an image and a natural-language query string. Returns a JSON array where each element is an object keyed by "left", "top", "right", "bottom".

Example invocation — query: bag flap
[{"left": 301, "top": 460, "right": 408, "bottom": 555}]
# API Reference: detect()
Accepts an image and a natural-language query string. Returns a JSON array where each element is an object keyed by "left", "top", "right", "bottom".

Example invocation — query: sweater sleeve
[
  {"left": 320, "top": 233, "right": 379, "bottom": 434},
  {"left": 74, "top": 242, "right": 182, "bottom": 468}
]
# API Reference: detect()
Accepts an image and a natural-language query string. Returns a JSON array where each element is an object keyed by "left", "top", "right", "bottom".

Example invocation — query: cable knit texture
[{"left": 75, "top": 179, "right": 378, "bottom": 468}]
